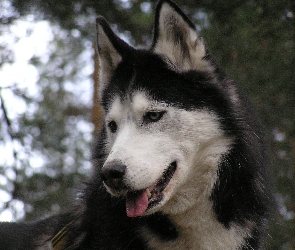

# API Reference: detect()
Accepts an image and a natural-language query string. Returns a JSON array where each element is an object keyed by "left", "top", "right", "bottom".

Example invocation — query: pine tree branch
[{"left": 0, "top": 88, "right": 13, "bottom": 132}]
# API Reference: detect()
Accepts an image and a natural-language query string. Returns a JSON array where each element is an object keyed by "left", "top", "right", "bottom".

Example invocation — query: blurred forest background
[{"left": 0, "top": 0, "right": 294, "bottom": 248}]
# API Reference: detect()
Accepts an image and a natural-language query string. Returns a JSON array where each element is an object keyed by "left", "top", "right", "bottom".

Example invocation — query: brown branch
[{"left": 0, "top": 88, "right": 13, "bottom": 135}]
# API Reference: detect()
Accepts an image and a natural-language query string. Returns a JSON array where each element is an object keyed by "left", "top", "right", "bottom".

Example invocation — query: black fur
[{"left": 0, "top": 214, "right": 71, "bottom": 250}]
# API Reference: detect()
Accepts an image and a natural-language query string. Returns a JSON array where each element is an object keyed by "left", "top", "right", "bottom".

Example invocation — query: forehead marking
[
  {"left": 108, "top": 96, "right": 123, "bottom": 119},
  {"left": 131, "top": 92, "right": 150, "bottom": 113}
]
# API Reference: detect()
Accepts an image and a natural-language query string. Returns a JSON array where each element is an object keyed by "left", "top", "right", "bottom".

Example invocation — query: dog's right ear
[
  {"left": 152, "top": 0, "right": 212, "bottom": 73},
  {"left": 96, "top": 17, "right": 130, "bottom": 95}
]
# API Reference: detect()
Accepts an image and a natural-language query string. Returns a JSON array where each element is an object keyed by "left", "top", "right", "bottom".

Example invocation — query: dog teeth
[{"left": 146, "top": 188, "right": 152, "bottom": 199}]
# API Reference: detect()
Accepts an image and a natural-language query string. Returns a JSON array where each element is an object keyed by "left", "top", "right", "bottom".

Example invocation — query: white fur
[
  {"left": 142, "top": 212, "right": 252, "bottom": 250},
  {"left": 104, "top": 91, "right": 231, "bottom": 196},
  {"left": 141, "top": 136, "right": 252, "bottom": 250},
  {"left": 102, "top": 91, "right": 252, "bottom": 249}
]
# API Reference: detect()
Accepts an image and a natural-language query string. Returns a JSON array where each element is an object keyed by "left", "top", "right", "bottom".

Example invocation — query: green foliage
[
  {"left": 1, "top": 0, "right": 294, "bottom": 248},
  {"left": 201, "top": 2, "right": 295, "bottom": 248}
]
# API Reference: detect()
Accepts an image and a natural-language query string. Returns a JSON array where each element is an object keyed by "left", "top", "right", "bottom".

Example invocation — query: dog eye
[
  {"left": 108, "top": 121, "right": 117, "bottom": 133},
  {"left": 144, "top": 111, "right": 166, "bottom": 123}
]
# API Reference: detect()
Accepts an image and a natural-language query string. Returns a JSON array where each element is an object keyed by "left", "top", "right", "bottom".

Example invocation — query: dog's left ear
[{"left": 152, "top": 0, "right": 212, "bottom": 72}]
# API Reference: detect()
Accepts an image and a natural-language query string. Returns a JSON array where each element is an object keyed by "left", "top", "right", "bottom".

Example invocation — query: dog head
[{"left": 96, "top": 0, "right": 233, "bottom": 217}]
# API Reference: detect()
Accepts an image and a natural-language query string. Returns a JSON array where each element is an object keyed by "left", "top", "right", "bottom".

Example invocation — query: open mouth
[{"left": 126, "top": 161, "right": 177, "bottom": 217}]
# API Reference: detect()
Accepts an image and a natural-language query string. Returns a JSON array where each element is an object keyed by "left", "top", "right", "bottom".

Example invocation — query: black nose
[{"left": 100, "top": 163, "right": 127, "bottom": 189}]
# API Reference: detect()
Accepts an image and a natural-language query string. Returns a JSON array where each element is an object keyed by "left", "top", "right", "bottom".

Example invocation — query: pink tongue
[{"left": 126, "top": 190, "right": 148, "bottom": 217}]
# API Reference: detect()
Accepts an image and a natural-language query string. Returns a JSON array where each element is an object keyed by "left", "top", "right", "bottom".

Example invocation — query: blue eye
[{"left": 144, "top": 111, "right": 166, "bottom": 123}]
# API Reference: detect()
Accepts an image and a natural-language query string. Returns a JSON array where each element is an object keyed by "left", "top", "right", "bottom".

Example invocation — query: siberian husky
[{"left": 0, "top": 0, "right": 271, "bottom": 249}]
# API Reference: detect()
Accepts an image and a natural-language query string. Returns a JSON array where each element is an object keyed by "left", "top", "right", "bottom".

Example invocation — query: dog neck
[
  {"left": 142, "top": 200, "right": 250, "bottom": 250},
  {"left": 141, "top": 156, "right": 252, "bottom": 250}
]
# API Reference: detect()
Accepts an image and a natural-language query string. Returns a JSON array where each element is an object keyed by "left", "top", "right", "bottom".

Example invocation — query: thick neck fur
[
  {"left": 141, "top": 139, "right": 251, "bottom": 250},
  {"left": 142, "top": 194, "right": 250, "bottom": 250}
]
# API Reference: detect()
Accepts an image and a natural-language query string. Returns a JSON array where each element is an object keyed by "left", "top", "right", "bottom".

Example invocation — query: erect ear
[
  {"left": 96, "top": 17, "right": 130, "bottom": 95},
  {"left": 152, "top": 0, "right": 212, "bottom": 72}
]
